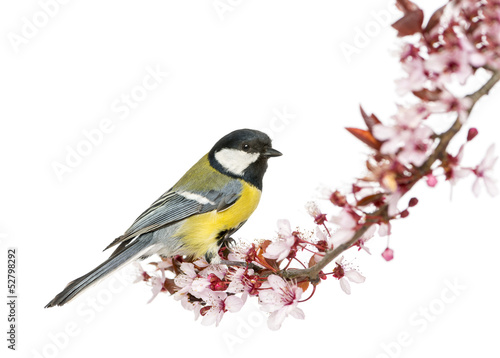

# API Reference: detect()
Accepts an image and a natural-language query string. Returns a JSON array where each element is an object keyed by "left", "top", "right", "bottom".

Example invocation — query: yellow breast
[{"left": 176, "top": 180, "right": 262, "bottom": 259}]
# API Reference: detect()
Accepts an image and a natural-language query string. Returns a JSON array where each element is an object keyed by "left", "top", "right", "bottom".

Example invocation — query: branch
[{"left": 276, "top": 67, "right": 500, "bottom": 282}]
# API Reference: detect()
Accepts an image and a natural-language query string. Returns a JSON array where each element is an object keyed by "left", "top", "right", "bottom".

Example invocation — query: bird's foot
[{"left": 219, "top": 260, "right": 263, "bottom": 271}]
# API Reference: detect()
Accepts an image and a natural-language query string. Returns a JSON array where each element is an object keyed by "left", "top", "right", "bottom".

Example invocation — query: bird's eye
[{"left": 242, "top": 143, "right": 250, "bottom": 151}]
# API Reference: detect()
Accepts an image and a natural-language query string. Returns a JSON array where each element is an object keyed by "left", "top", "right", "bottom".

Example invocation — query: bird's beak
[{"left": 262, "top": 147, "right": 283, "bottom": 158}]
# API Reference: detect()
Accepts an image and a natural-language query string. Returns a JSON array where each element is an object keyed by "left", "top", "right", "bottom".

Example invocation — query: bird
[{"left": 45, "top": 128, "right": 282, "bottom": 307}]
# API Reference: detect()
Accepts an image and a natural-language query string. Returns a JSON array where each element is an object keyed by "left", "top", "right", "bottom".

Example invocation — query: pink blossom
[
  {"left": 426, "top": 48, "right": 475, "bottom": 85},
  {"left": 332, "top": 256, "right": 365, "bottom": 295},
  {"left": 190, "top": 276, "right": 212, "bottom": 296},
  {"left": 446, "top": 145, "right": 472, "bottom": 187},
  {"left": 264, "top": 219, "right": 297, "bottom": 261},
  {"left": 306, "top": 201, "right": 327, "bottom": 225},
  {"left": 156, "top": 258, "right": 173, "bottom": 275},
  {"left": 310, "top": 227, "right": 332, "bottom": 264},
  {"left": 226, "top": 267, "right": 255, "bottom": 294},
  {"left": 373, "top": 104, "right": 430, "bottom": 156},
  {"left": 200, "top": 292, "right": 245, "bottom": 327},
  {"left": 329, "top": 208, "right": 359, "bottom": 246},
  {"left": 355, "top": 225, "right": 377, "bottom": 255},
  {"left": 176, "top": 294, "right": 202, "bottom": 321},
  {"left": 148, "top": 272, "right": 166, "bottom": 303},
  {"left": 174, "top": 262, "right": 198, "bottom": 296},
  {"left": 472, "top": 144, "right": 499, "bottom": 197},
  {"left": 397, "top": 125, "right": 434, "bottom": 167},
  {"left": 132, "top": 262, "right": 151, "bottom": 284},
  {"left": 258, "top": 275, "right": 305, "bottom": 330},
  {"left": 432, "top": 91, "right": 472, "bottom": 123},
  {"left": 396, "top": 55, "right": 428, "bottom": 95}
]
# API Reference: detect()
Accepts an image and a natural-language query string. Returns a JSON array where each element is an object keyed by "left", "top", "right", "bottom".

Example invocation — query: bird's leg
[{"left": 218, "top": 260, "right": 263, "bottom": 271}]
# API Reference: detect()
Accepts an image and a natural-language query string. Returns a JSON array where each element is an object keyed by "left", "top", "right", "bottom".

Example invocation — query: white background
[{"left": 1, "top": 1, "right": 499, "bottom": 357}]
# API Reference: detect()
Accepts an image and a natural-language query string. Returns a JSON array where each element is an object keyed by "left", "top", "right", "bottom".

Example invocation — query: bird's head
[{"left": 209, "top": 128, "right": 282, "bottom": 188}]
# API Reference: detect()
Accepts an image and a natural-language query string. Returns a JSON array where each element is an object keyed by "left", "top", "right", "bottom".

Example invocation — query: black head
[{"left": 208, "top": 129, "right": 282, "bottom": 189}]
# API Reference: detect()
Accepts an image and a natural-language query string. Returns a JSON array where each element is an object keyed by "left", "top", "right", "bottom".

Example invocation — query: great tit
[{"left": 46, "top": 128, "right": 281, "bottom": 307}]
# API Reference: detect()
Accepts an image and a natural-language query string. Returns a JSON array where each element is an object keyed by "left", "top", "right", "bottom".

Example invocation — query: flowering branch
[
  {"left": 134, "top": 0, "right": 500, "bottom": 330},
  {"left": 277, "top": 66, "right": 500, "bottom": 282}
]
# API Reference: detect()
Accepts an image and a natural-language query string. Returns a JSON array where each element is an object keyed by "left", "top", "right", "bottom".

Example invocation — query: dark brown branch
[{"left": 274, "top": 68, "right": 500, "bottom": 282}]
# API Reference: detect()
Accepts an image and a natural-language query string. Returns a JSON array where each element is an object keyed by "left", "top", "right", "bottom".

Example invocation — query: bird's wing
[{"left": 103, "top": 181, "right": 242, "bottom": 251}]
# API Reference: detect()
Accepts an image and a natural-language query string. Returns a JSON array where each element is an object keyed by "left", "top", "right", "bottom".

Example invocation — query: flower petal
[
  {"left": 484, "top": 176, "right": 499, "bottom": 197},
  {"left": 267, "top": 308, "right": 288, "bottom": 330},
  {"left": 339, "top": 277, "right": 351, "bottom": 295},
  {"left": 225, "top": 295, "right": 245, "bottom": 313},
  {"left": 472, "top": 177, "right": 481, "bottom": 197},
  {"left": 289, "top": 307, "right": 305, "bottom": 320},
  {"left": 345, "top": 269, "right": 366, "bottom": 283}
]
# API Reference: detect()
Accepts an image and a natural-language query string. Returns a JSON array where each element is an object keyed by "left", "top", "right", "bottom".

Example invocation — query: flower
[
  {"left": 132, "top": 262, "right": 151, "bottom": 283},
  {"left": 472, "top": 144, "right": 499, "bottom": 197},
  {"left": 226, "top": 267, "right": 256, "bottom": 294},
  {"left": 148, "top": 272, "right": 166, "bottom": 303},
  {"left": 329, "top": 208, "right": 360, "bottom": 246},
  {"left": 396, "top": 55, "right": 428, "bottom": 95},
  {"left": 332, "top": 256, "right": 365, "bottom": 295},
  {"left": 310, "top": 227, "right": 332, "bottom": 265},
  {"left": 264, "top": 219, "right": 297, "bottom": 261},
  {"left": 176, "top": 294, "right": 202, "bottom": 321},
  {"left": 397, "top": 125, "right": 434, "bottom": 167},
  {"left": 355, "top": 224, "right": 377, "bottom": 254},
  {"left": 200, "top": 292, "right": 245, "bottom": 327},
  {"left": 258, "top": 275, "right": 304, "bottom": 330},
  {"left": 432, "top": 91, "right": 472, "bottom": 123},
  {"left": 373, "top": 104, "right": 431, "bottom": 156},
  {"left": 426, "top": 47, "right": 477, "bottom": 85},
  {"left": 306, "top": 201, "right": 327, "bottom": 225},
  {"left": 174, "top": 262, "right": 198, "bottom": 295},
  {"left": 444, "top": 145, "right": 472, "bottom": 187}
]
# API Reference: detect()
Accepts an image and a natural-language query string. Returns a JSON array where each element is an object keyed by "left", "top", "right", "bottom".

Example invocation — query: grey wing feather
[{"left": 104, "top": 181, "right": 242, "bottom": 251}]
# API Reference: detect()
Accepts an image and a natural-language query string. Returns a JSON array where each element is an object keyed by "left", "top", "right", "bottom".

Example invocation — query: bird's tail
[{"left": 45, "top": 234, "right": 154, "bottom": 308}]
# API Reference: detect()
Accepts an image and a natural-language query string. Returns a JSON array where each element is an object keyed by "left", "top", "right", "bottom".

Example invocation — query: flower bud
[
  {"left": 467, "top": 128, "right": 478, "bottom": 141},
  {"left": 382, "top": 247, "right": 394, "bottom": 261}
]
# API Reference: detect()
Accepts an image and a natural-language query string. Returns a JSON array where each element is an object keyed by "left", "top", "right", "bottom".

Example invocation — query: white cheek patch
[{"left": 214, "top": 148, "right": 260, "bottom": 176}]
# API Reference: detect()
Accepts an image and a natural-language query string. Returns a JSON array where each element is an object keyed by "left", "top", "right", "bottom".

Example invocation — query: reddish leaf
[
  {"left": 395, "top": 0, "right": 420, "bottom": 13},
  {"left": 424, "top": 5, "right": 446, "bottom": 34},
  {"left": 297, "top": 280, "right": 310, "bottom": 292},
  {"left": 356, "top": 193, "right": 385, "bottom": 207},
  {"left": 346, "top": 127, "right": 381, "bottom": 150},
  {"left": 412, "top": 88, "right": 442, "bottom": 101},
  {"left": 392, "top": 9, "right": 424, "bottom": 37},
  {"left": 163, "top": 278, "right": 178, "bottom": 295},
  {"left": 308, "top": 254, "right": 318, "bottom": 268},
  {"left": 359, "top": 105, "right": 382, "bottom": 131}
]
